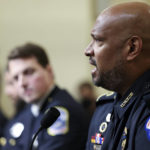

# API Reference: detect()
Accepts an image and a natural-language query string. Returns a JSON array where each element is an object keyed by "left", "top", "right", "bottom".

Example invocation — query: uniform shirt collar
[
  {"left": 114, "top": 69, "right": 150, "bottom": 119},
  {"left": 31, "top": 84, "right": 55, "bottom": 117}
]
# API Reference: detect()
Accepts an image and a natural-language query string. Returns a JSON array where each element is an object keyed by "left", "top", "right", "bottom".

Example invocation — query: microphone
[
  {"left": 40, "top": 107, "right": 60, "bottom": 129},
  {"left": 29, "top": 107, "right": 60, "bottom": 150}
]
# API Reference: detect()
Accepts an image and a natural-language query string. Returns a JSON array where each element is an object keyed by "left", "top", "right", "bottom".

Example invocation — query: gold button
[
  {"left": 9, "top": 138, "right": 16, "bottom": 146},
  {"left": 0, "top": 137, "right": 7, "bottom": 146}
]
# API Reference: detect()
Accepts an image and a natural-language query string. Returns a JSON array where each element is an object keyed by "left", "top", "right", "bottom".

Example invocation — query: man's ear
[{"left": 126, "top": 36, "right": 142, "bottom": 61}]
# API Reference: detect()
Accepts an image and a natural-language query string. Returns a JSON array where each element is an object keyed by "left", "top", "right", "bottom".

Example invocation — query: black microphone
[{"left": 29, "top": 107, "right": 60, "bottom": 150}]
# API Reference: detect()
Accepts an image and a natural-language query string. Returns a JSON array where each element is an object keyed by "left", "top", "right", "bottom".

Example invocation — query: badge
[
  {"left": 47, "top": 106, "right": 69, "bottom": 136},
  {"left": 96, "top": 133, "right": 104, "bottom": 145},
  {"left": 99, "top": 122, "right": 107, "bottom": 133},
  {"left": 145, "top": 117, "right": 150, "bottom": 141},
  {"left": 121, "top": 127, "right": 128, "bottom": 150},
  {"left": 91, "top": 136, "right": 96, "bottom": 143},
  {"left": 120, "top": 92, "right": 134, "bottom": 107},
  {"left": 106, "top": 113, "right": 111, "bottom": 122},
  {"left": 124, "top": 127, "right": 128, "bottom": 135},
  {"left": 95, "top": 133, "right": 101, "bottom": 144},
  {"left": 10, "top": 122, "right": 24, "bottom": 138},
  {"left": 91, "top": 133, "right": 104, "bottom": 145},
  {"left": 31, "top": 105, "right": 39, "bottom": 117},
  {"left": 121, "top": 139, "right": 126, "bottom": 150},
  {"left": 93, "top": 144, "right": 102, "bottom": 150}
]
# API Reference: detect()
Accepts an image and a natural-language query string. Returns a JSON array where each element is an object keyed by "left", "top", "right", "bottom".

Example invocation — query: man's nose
[
  {"left": 84, "top": 41, "right": 94, "bottom": 56},
  {"left": 18, "top": 75, "right": 27, "bottom": 88}
]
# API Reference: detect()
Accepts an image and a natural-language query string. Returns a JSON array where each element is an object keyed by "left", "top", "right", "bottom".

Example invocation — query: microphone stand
[
  {"left": 29, "top": 107, "right": 60, "bottom": 150},
  {"left": 29, "top": 126, "right": 42, "bottom": 150}
]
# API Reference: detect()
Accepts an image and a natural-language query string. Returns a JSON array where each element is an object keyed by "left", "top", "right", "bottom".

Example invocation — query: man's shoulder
[
  {"left": 6, "top": 105, "right": 31, "bottom": 128},
  {"left": 96, "top": 92, "right": 116, "bottom": 106},
  {"left": 89, "top": 92, "right": 115, "bottom": 132},
  {"left": 49, "top": 87, "right": 79, "bottom": 106},
  {"left": 49, "top": 87, "right": 73, "bottom": 101}
]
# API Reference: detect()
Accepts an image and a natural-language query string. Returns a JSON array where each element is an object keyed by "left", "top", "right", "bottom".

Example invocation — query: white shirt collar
[{"left": 31, "top": 84, "right": 55, "bottom": 117}]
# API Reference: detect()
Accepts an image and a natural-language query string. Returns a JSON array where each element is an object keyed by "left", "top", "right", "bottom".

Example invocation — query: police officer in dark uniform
[
  {"left": 85, "top": 2, "right": 150, "bottom": 150},
  {"left": 2, "top": 43, "right": 88, "bottom": 150},
  {"left": 0, "top": 110, "right": 8, "bottom": 148}
]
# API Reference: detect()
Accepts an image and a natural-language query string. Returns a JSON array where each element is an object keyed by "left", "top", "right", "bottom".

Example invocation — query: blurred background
[{"left": 0, "top": 0, "right": 150, "bottom": 118}]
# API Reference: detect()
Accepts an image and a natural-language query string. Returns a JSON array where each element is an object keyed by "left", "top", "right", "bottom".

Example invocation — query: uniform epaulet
[{"left": 96, "top": 92, "right": 116, "bottom": 106}]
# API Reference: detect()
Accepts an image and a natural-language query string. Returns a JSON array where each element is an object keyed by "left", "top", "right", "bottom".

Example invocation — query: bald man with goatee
[{"left": 85, "top": 2, "right": 150, "bottom": 150}]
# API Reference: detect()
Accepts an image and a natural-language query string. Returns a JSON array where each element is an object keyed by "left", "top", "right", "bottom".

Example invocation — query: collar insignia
[{"left": 120, "top": 92, "right": 134, "bottom": 108}]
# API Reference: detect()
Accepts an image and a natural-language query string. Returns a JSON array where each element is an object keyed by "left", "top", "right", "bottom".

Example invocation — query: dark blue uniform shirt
[
  {"left": 86, "top": 70, "right": 150, "bottom": 150},
  {"left": 0, "top": 111, "right": 7, "bottom": 136},
  {"left": 0, "top": 111, "right": 8, "bottom": 149},
  {"left": 1, "top": 86, "right": 88, "bottom": 150}
]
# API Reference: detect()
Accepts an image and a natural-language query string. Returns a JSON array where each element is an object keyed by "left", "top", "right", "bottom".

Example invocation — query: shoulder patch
[
  {"left": 96, "top": 92, "right": 116, "bottom": 106},
  {"left": 145, "top": 117, "right": 150, "bottom": 141},
  {"left": 47, "top": 106, "right": 69, "bottom": 136}
]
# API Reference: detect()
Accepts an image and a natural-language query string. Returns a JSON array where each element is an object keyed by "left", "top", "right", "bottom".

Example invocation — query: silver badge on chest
[{"left": 10, "top": 122, "right": 24, "bottom": 138}]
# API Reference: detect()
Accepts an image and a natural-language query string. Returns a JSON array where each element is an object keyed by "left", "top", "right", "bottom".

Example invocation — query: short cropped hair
[{"left": 8, "top": 43, "right": 49, "bottom": 67}]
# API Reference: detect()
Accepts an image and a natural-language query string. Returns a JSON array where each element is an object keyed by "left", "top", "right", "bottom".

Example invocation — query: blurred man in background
[
  {"left": 78, "top": 81, "right": 96, "bottom": 121},
  {"left": 2, "top": 43, "right": 88, "bottom": 150}
]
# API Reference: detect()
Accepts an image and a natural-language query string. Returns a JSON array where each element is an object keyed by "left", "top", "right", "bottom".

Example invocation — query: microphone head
[{"left": 40, "top": 107, "right": 60, "bottom": 129}]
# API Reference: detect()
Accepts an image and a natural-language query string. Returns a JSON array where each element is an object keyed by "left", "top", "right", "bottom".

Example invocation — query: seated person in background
[
  {"left": 2, "top": 43, "right": 88, "bottom": 150},
  {"left": 0, "top": 109, "right": 8, "bottom": 147},
  {"left": 0, "top": 72, "right": 8, "bottom": 148},
  {"left": 4, "top": 70, "right": 26, "bottom": 117},
  {"left": 78, "top": 81, "right": 96, "bottom": 121}
]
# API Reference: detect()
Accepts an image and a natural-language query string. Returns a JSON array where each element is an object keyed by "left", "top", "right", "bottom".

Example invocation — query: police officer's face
[
  {"left": 85, "top": 13, "right": 127, "bottom": 91},
  {"left": 8, "top": 57, "right": 52, "bottom": 103}
]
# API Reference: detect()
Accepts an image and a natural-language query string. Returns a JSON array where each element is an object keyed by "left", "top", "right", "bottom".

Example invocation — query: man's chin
[{"left": 23, "top": 97, "right": 35, "bottom": 104}]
